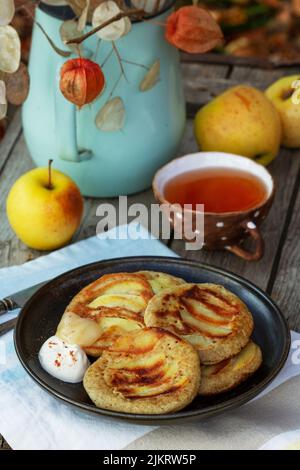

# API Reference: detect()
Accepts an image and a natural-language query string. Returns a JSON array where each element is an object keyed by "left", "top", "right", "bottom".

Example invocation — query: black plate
[{"left": 14, "top": 256, "right": 290, "bottom": 424}]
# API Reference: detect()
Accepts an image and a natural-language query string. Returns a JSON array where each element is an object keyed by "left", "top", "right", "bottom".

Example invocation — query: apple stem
[{"left": 48, "top": 159, "right": 53, "bottom": 190}]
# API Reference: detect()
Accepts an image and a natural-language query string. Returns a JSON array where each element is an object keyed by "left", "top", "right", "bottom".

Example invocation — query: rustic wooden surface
[{"left": 1, "top": 61, "right": 300, "bottom": 450}]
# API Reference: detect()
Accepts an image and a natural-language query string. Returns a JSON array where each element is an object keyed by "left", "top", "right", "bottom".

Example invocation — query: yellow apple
[
  {"left": 265, "top": 75, "right": 300, "bottom": 149},
  {"left": 194, "top": 85, "right": 282, "bottom": 166},
  {"left": 6, "top": 163, "right": 84, "bottom": 250}
]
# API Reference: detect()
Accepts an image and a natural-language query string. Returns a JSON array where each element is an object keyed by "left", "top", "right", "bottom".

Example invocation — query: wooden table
[{"left": 1, "top": 59, "right": 300, "bottom": 450}]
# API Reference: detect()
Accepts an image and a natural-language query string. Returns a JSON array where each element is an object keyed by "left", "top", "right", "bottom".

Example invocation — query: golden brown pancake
[
  {"left": 199, "top": 341, "right": 262, "bottom": 396},
  {"left": 83, "top": 327, "right": 200, "bottom": 414},
  {"left": 144, "top": 283, "right": 254, "bottom": 364},
  {"left": 136, "top": 271, "right": 185, "bottom": 294},
  {"left": 56, "top": 271, "right": 185, "bottom": 356}
]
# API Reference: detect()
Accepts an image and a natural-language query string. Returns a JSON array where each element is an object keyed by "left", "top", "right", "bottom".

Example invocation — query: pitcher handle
[{"left": 55, "top": 60, "right": 92, "bottom": 163}]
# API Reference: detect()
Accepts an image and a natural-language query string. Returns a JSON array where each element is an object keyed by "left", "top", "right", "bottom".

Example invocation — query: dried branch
[
  {"left": 21, "top": 3, "right": 71, "bottom": 57},
  {"left": 65, "top": 9, "right": 145, "bottom": 45},
  {"left": 121, "top": 58, "right": 149, "bottom": 70},
  {"left": 108, "top": 71, "right": 123, "bottom": 100},
  {"left": 101, "top": 46, "right": 113, "bottom": 67},
  {"left": 112, "top": 41, "right": 128, "bottom": 82}
]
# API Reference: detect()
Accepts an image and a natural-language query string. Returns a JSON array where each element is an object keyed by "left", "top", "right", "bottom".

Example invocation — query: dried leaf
[
  {"left": 95, "top": 96, "right": 125, "bottom": 131},
  {"left": 4, "top": 62, "right": 29, "bottom": 105},
  {"left": 0, "top": 79, "right": 5, "bottom": 103},
  {"left": 92, "top": 1, "right": 131, "bottom": 41},
  {"left": 123, "top": 17, "right": 131, "bottom": 36},
  {"left": 139, "top": 60, "right": 160, "bottom": 92},
  {"left": 77, "top": 0, "right": 90, "bottom": 32},
  {"left": 35, "top": 21, "right": 71, "bottom": 58},
  {"left": 0, "top": 80, "right": 7, "bottom": 120},
  {"left": 0, "top": 0, "right": 15, "bottom": 26},
  {"left": 0, "top": 25, "right": 20, "bottom": 73},
  {"left": 60, "top": 19, "right": 82, "bottom": 53}
]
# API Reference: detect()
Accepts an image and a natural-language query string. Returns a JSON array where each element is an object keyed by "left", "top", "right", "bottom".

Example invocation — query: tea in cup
[{"left": 153, "top": 152, "right": 275, "bottom": 260}]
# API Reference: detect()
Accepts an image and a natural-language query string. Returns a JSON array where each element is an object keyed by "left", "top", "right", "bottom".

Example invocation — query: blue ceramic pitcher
[{"left": 22, "top": 2, "right": 186, "bottom": 197}]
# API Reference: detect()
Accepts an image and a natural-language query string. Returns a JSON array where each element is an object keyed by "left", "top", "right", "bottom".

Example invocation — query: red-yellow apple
[
  {"left": 6, "top": 162, "right": 84, "bottom": 250},
  {"left": 266, "top": 75, "right": 300, "bottom": 149}
]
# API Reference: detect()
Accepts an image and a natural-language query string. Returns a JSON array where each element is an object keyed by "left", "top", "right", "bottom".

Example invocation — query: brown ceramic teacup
[{"left": 153, "top": 152, "right": 275, "bottom": 261}]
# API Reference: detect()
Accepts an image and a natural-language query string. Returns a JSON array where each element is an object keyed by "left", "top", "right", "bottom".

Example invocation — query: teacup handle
[{"left": 225, "top": 220, "right": 264, "bottom": 261}]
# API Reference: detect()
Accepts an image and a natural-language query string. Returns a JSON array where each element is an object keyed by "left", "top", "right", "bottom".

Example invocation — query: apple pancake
[
  {"left": 137, "top": 270, "right": 186, "bottom": 294},
  {"left": 144, "top": 283, "right": 254, "bottom": 364},
  {"left": 199, "top": 341, "right": 262, "bottom": 396},
  {"left": 83, "top": 327, "right": 200, "bottom": 414},
  {"left": 56, "top": 271, "right": 185, "bottom": 357}
]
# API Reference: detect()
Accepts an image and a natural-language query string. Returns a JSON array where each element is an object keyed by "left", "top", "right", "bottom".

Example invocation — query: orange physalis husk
[
  {"left": 165, "top": 6, "right": 223, "bottom": 54},
  {"left": 60, "top": 58, "right": 105, "bottom": 108}
]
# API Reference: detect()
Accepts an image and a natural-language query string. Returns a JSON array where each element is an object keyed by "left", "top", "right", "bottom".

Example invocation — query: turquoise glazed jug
[{"left": 22, "top": 3, "right": 186, "bottom": 197}]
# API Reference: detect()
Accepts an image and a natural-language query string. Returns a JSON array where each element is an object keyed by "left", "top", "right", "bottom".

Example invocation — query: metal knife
[
  {"left": 0, "top": 281, "right": 48, "bottom": 336},
  {"left": 0, "top": 281, "right": 47, "bottom": 316}
]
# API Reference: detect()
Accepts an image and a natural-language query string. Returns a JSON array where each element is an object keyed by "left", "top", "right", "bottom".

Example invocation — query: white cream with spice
[{"left": 38, "top": 335, "right": 90, "bottom": 383}]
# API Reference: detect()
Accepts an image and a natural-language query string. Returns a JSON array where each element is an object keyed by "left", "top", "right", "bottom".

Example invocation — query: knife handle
[
  {"left": 0, "top": 298, "right": 18, "bottom": 316},
  {"left": 0, "top": 317, "right": 17, "bottom": 337}
]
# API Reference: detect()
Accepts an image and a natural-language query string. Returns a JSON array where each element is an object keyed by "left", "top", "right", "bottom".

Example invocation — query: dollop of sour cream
[{"left": 38, "top": 335, "right": 90, "bottom": 383}]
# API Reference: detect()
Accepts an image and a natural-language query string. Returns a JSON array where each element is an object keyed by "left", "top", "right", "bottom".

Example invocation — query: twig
[
  {"left": 121, "top": 59, "right": 149, "bottom": 70},
  {"left": 108, "top": 72, "right": 123, "bottom": 100},
  {"left": 112, "top": 41, "right": 128, "bottom": 82},
  {"left": 21, "top": 4, "right": 71, "bottom": 57},
  {"left": 93, "top": 38, "right": 102, "bottom": 61},
  {"left": 47, "top": 159, "right": 53, "bottom": 190},
  {"left": 35, "top": 20, "right": 71, "bottom": 57},
  {"left": 101, "top": 47, "right": 114, "bottom": 68},
  {"left": 66, "top": 9, "right": 145, "bottom": 46}
]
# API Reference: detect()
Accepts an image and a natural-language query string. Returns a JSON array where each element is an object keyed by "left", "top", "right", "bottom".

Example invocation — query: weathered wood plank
[
  {"left": 181, "top": 52, "right": 300, "bottom": 69},
  {"left": 183, "top": 62, "right": 300, "bottom": 109},
  {"left": 0, "top": 109, "right": 22, "bottom": 175},
  {"left": 74, "top": 189, "right": 158, "bottom": 242},
  {"left": 0, "top": 134, "right": 34, "bottom": 247},
  {"left": 182, "top": 63, "right": 229, "bottom": 107},
  {"left": 270, "top": 169, "right": 300, "bottom": 331},
  {"left": 230, "top": 66, "right": 300, "bottom": 88},
  {"left": 183, "top": 63, "right": 300, "bottom": 117}
]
